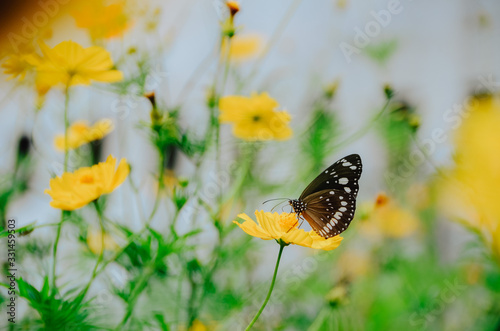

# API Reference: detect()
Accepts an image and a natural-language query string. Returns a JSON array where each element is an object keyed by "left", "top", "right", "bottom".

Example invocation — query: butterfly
[{"left": 289, "top": 154, "right": 362, "bottom": 239}]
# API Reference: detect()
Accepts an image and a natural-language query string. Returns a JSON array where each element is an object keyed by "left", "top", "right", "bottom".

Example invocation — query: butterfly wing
[
  {"left": 301, "top": 189, "right": 357, "bottom": 238},
  {"left": 299, "top": 154, "right": 362, "bottom": 200}
]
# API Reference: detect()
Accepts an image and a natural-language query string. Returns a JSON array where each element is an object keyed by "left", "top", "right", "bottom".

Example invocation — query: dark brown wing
[
  {"left": 299, "top": 154, "right": 362, "bottom": 200},
  {"left": 301, "top": 189, "right": 357, "bottom": 239}
]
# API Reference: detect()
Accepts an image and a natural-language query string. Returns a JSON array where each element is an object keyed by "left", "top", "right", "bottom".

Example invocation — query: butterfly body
[{"left": 289, "top": 154, "right": 362, "bottom": 239}]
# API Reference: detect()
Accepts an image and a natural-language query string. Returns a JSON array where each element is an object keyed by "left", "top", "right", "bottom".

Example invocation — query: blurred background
[{"left": 1, "top": 0, "right": 500, "bottom": 330}]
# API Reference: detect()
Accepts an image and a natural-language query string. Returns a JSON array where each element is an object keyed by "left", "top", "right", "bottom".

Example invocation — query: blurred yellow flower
[
  {"left": 28, "top": 40, "right": 123, "bottom": 89},
  {"left": 45, "top": 155, "right": 129, "bottom": 211},
  {"left": 54, "top": 119, "right": 114, "bottom": 151},
  {"left": 219, "top": 92, "right": 292, "bottom": 141},
  {"left": 337, "top": 250, "right": 372, "bottom": 280},
  {"left": 221, "top": 34, "right": 262, "bottom": 62},
  {"left": 234, "top": 211, "right": 343, "bottom": 251},
  {"left": 71, "top": 0, "right": 131, "bottom": 40},
  {"left": 1, "top": 52, "right": 37, "bottom": 81},
  {"left": 188, "top": 320, "right": 208, "bottom": 331},
  {"left": 464, "top": 262, "right": 483, "bottom": 285},
  {"left": 359, "top": 192, "right": 420, "bottom": 239},
  {"left": 439, "top": 95, "right": 500, "bottom": 263},
  {"left": 87, "top": 230, "right": 119, "bottom": 255}
]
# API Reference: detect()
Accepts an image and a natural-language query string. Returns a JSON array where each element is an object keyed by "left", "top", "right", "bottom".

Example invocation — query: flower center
[
  {"left": 252, "top": 115, "right": 261, "bottom": 122},
  {"left": 80, "top": 174, "right": 95, "bottom": 184},
  {"left": 279, "top": 213, "right": 298, "bottom": 231},
  {"left": 72, "top": 123, "right": 89, "bottom": 134}
]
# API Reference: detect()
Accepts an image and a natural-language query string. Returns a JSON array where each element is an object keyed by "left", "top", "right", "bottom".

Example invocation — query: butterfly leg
[{"left": 286, "top": 213, "right": 305, "bottom": 233}]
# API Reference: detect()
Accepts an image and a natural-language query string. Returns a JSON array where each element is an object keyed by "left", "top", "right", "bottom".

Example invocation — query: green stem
[
  {"left": 51, "top": 85, "right": 71, "bottom": 294},
  {"left": 93, "top": 149, "right": 168, "bottom": 278},
  {"left": 51, "top": 211, "right": 64, "bottom": 293},
  {"left": 244, "top": 0, "right": 302, "bottom": 85},
  {"left": 77, "top": 200, "right": 105, "bottom": 304},
  {"left": 328, "top": 97, "right": 392, "bottom": 152},
  {"left": 147, "top": 147, "right": 166, "bottom": 222},
  {"left": 245, "top": 244, "right": 285, "bottom": 330},
  {"left": 63, "top": 84, "right": 70, "bottom": 172}
]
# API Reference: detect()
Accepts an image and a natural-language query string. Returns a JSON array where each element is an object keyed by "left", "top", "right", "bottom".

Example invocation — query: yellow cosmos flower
[
  {"left": 359, "top": 193, "right": 420, "bottom": 239},
  {"left": 28, "top": 40, "right": 123, "bottom": 88},
  {"left": 54, "top": 119, "right": 114, "bottom": 151},
  {"left": 234, "top": 211, "right": 343, "bottom": 251},
  {"left": 71, "top": 0, "right": 131, "bottom": 40},
  {"left": 1, "top": 52, "right": 37, "bottom": 81},
  {"left": 87, "top": 230, "right": 119, "bottom": 255},
  {"left": 221, "top": 34, "right": 262, "bottom": 62},
  {"left": 219, "top": 92, "right": 292, "bottom": 141},
  {"left": 45, "top": 155, "right": 129, "bottom": 211},
  {"left": 440, "top": 95, "right": 500, "bottom": 263}
]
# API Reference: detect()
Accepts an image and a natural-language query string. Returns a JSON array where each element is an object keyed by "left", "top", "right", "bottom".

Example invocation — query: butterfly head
[{"left": 289, "top": 199, "right": 306, "bottom": 214}]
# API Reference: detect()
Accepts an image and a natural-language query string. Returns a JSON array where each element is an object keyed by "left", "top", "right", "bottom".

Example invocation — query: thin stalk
[
  {"left": 93, "top": 147, "right": 168, "bottom": 278},
  {"left": 245, "top": 244, "right": 285, "bottom": 330},
  {"left": 115, "top": 260, "right": 156, "bottom": 329},
  {"left": 328, "top": 97, "right": 392, "bottom": 152},
  {"left": 187, "top": 35, "right": 234, "bottom": 328},
  {"left": 63, "top": 83, "right": 70, "bottom": 172},
  {"left": 244, "top": 0, "right": 303, "bottom": 85},
  {"left": 147, "top": 147, "right": 166, "bottom": 222},
  {"left": 77, "top": 200, "right": 105, "bottom": 304},
  {"left": 51, "top": 84, "right": 71, "bottom": 293}
]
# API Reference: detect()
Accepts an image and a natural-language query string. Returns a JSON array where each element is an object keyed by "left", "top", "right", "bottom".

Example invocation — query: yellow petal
[{"left": 233, "top": 220, "right": 272, "bottom": 240}]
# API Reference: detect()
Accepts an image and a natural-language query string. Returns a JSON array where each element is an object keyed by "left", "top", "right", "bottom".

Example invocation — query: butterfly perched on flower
[{"left": 289, "top": 154, "right": 362, "bottom": 238}]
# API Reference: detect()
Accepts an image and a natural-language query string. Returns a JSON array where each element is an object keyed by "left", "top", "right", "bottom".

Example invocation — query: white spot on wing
[
  {"left": 344, "top": 187, "right": 352, "bottom": 193},
  {"left": 339, "top": 177, "right": 349, "bottom": 185}
]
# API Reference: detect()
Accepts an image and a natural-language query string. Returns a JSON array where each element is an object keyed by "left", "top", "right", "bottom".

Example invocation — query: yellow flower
[
  {"left": 234, "top": 211, "right": 343, "bottom": 251},
  {"left": 87, "top": 230, "right": 119, "bottom": 255},
  {"left": 440, "top": 95, "right": 500, "bottom": 263},
  {"left": 219, "top": 92, "right": 292, "bottom": 141},
  {"left": 54, "top": 119, "right": 114, "bottom": 151},
  {"left": 189, "top": 320, "right": 208, "bottom": 331},
  {"left": 1, "top": 53, "right": 37, "bottom": 81},
  {"left": 71, "top": 0, "right": 132, "bottom": 40},
  {"left": 359, "top": 193, "right": 420, "bottom": 239},
  {"left": 337, "top": 250, "right": 372, "bottom": 280},
  {"left": 28, "top": 40, "right": 123, "bottom": 88},
  {"left": 45, "top": 155, "right": 129, "bottom": 211},
  {"left": 221, "top": 34, "right": 262, "bottom": 62}
]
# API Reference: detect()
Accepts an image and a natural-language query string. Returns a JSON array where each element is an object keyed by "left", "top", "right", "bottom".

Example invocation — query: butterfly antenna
[
  {"left": 271, "top": 200, "right": 289, "bottom": 212},
  {"left": 263, "top": 198, "right": 289, "bottom": 205}
]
